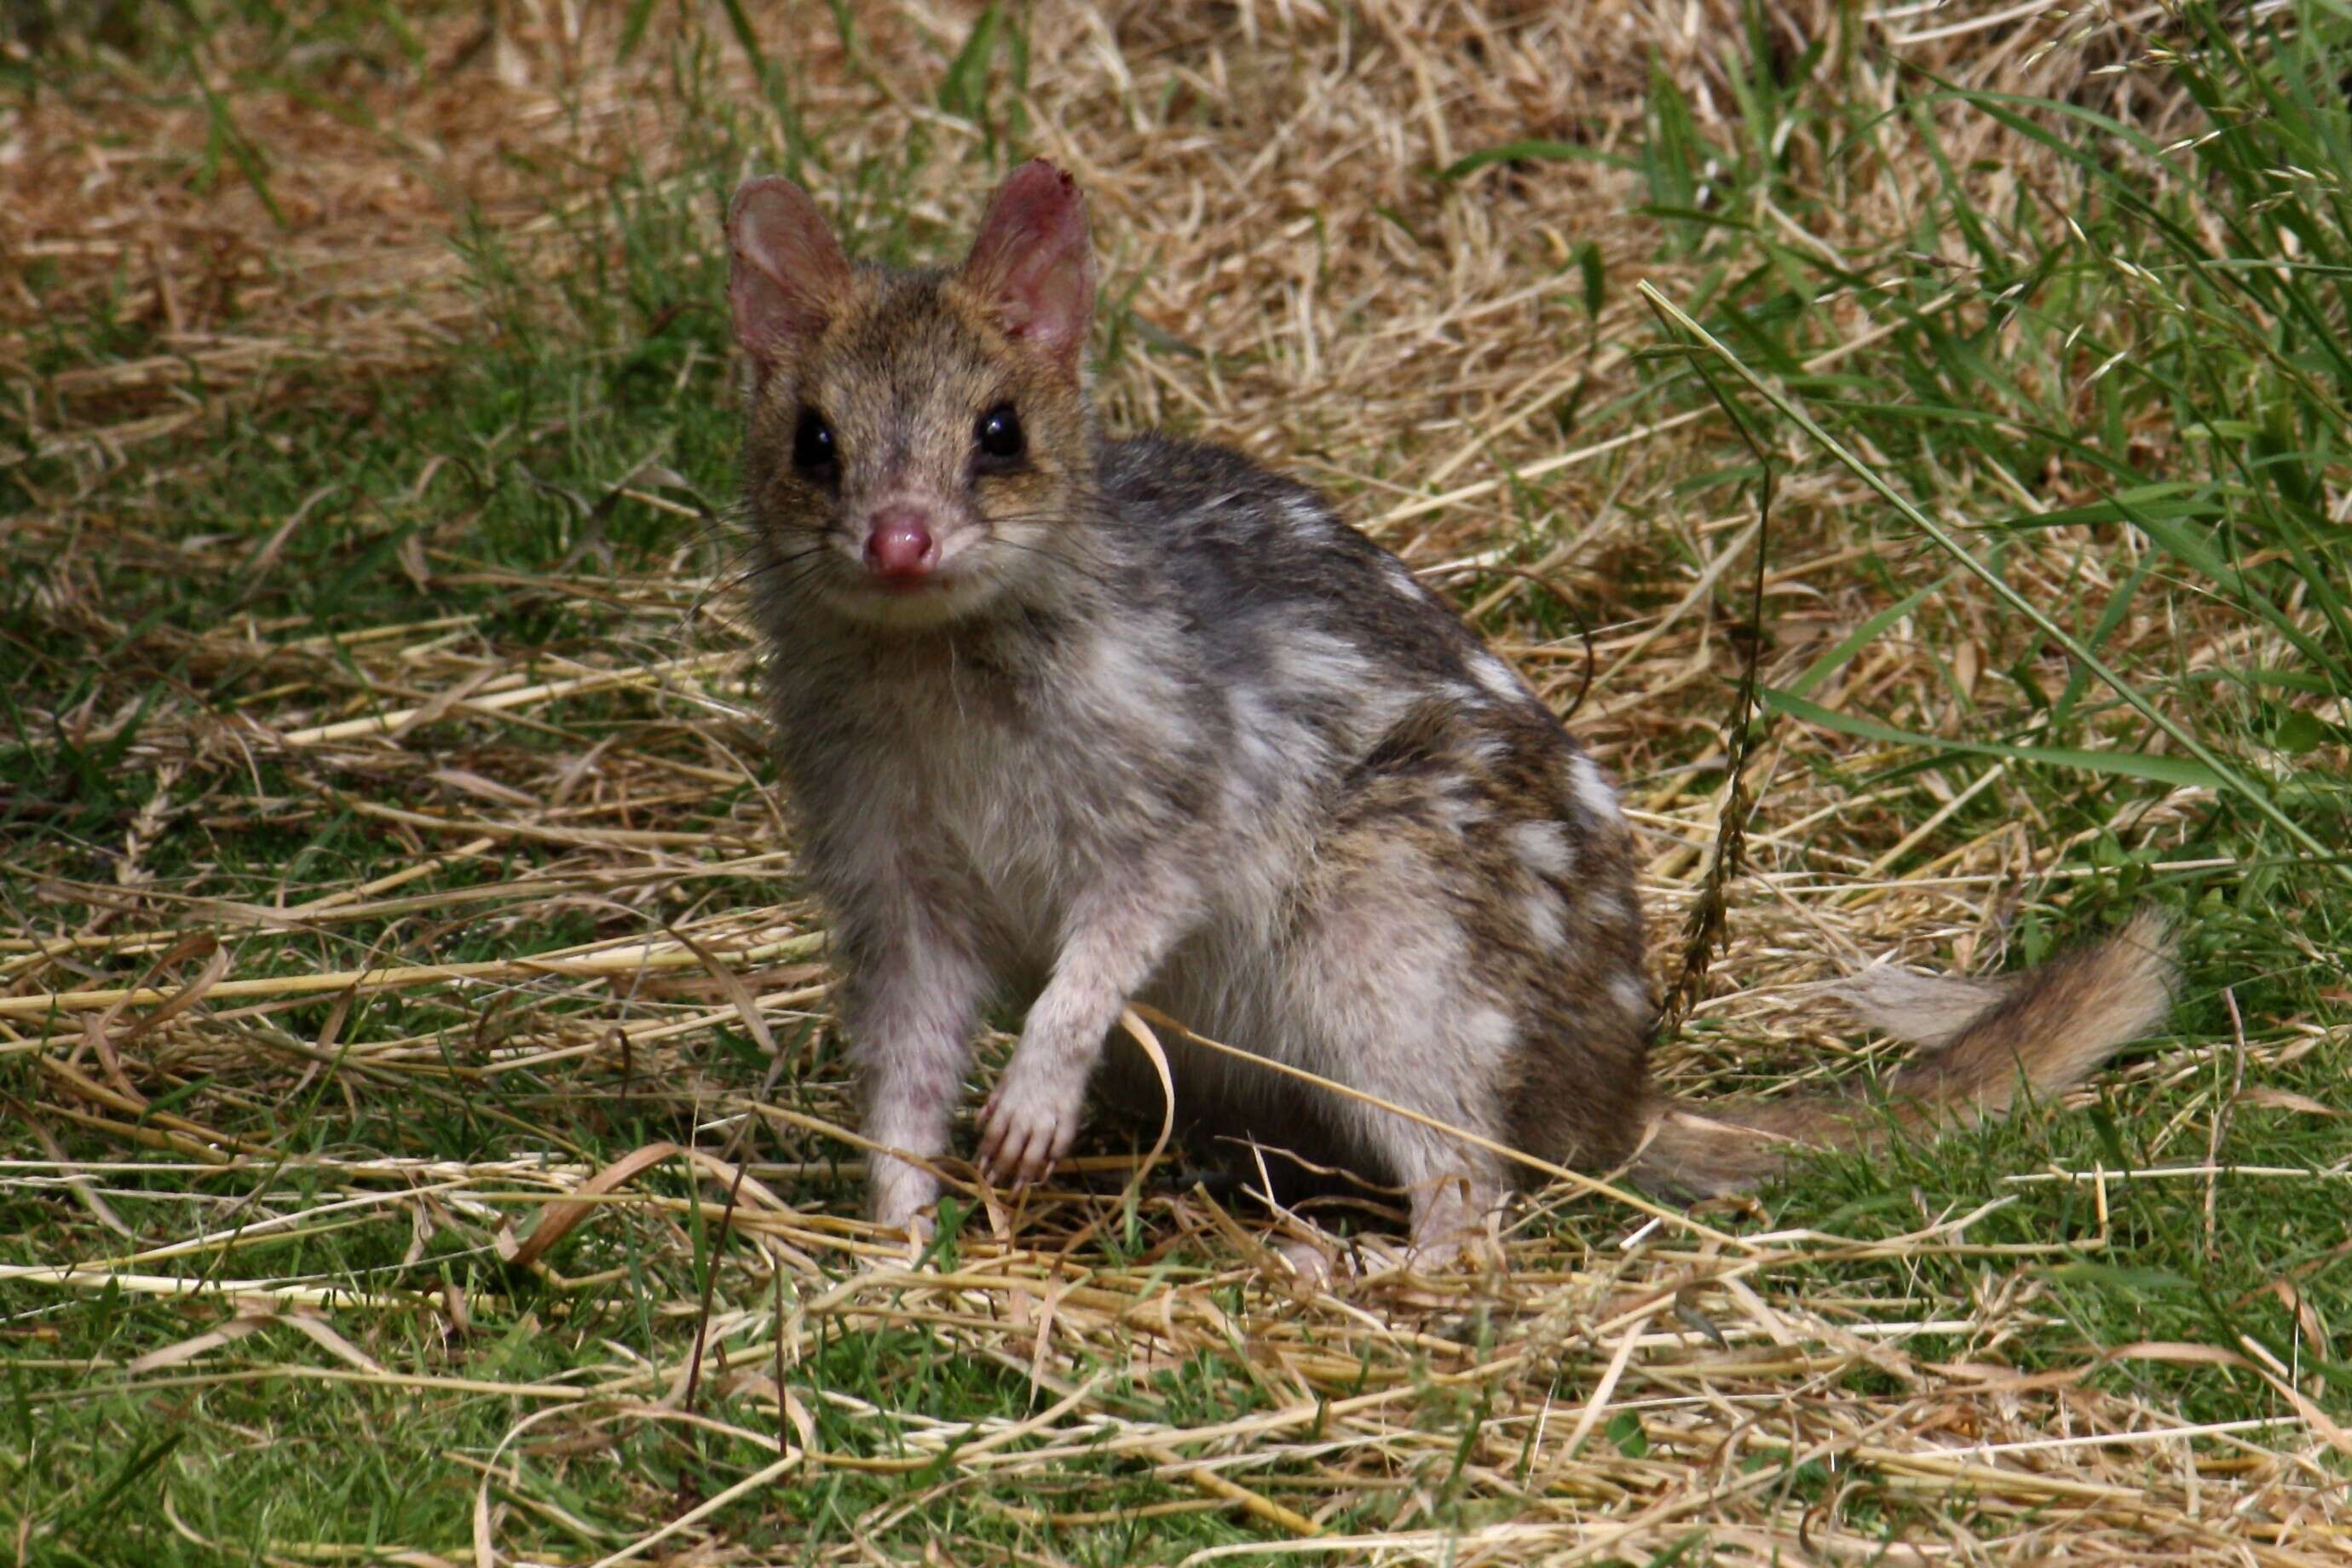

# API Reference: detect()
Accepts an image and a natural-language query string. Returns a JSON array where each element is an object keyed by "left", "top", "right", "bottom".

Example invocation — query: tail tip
[{"left": 2110, "top": 904, "right": 2183, "bottom": 1010}]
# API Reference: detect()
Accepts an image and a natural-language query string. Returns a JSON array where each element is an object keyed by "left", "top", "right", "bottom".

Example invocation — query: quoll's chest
[
  {"left": 929, "top": 714, "right": 1075, "bottom": 880},
  {"left": 839, "top": 657, "right": 1109, "bottom": 946}
]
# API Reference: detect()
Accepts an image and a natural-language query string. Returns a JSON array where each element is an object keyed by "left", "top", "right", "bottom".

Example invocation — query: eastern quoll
[{"left": 723, "top": 160, "right": 2178, "bottom": 1269}]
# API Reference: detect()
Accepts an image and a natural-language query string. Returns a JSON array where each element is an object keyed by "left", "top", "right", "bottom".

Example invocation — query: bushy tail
[{"left": 1631, "top": 910, "right": 2179, "bottom": 1196}]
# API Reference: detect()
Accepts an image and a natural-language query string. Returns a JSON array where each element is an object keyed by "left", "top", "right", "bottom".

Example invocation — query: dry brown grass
[{"left": 5, "top": 3, "right": 2348, "bottom": 1564}]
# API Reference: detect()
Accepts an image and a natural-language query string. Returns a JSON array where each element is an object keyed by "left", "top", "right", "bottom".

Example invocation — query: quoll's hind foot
[
  {"left": 1404, "top": 1169, "right": 1507, "bottom": 1275},
  {"left": 1272, "top": 1233, "right": 1343, "bottom": 1290},
  {"left": 1268, "top": 1232, "right": 1407, "bottom": 1288}
]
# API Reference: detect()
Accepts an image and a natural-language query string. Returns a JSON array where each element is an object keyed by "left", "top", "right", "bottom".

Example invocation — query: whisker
[
  {"left": 712, "top": 549, "right": 829, "bottom": 590},
  {"left": 730, "top": 547, "right": 841, "bottom": 587},
  {"left": 986, "top": 539, "right": 1122, "bottom": 593}
]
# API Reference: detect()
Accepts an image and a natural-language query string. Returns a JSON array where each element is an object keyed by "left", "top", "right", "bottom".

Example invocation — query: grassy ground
[{"left": 3, "top": 2, "right": 2349, "bottom": 1563}]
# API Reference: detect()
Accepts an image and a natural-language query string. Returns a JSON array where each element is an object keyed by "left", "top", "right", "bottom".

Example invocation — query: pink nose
[{"left": 862, "top": 508, "right": 937, "bottom": 581}]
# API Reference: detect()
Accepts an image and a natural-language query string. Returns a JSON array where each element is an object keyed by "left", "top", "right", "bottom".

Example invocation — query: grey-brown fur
[{"left": 723, "top": 162, "right": 2181, "bottom": 1265}]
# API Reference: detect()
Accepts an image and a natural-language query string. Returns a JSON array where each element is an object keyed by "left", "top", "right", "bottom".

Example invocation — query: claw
[{"left": 975, "top": 1062, "right": 1082, "bottom": 1189}]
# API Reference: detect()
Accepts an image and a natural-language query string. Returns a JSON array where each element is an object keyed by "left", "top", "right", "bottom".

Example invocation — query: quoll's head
[{"left": 727, "top": 160, "right": 1098, "bottom": 631}]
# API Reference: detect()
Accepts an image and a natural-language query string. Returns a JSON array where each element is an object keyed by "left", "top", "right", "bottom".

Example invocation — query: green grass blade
[
  {"left": 1639, "top": 280, "right": 2344, "bottom": 882},
  {"left": 1761, "top": 689, "right": 2225, "bottom": 791}
]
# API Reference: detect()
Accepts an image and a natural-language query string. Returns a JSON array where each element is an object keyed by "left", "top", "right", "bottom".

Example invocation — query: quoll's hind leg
[
  {"left": 1271, "top": 824, "right": 1528, "bottom": 1272},
  {"left": 1257, "top": 697, "right": 1657, "bottom": 1276}
]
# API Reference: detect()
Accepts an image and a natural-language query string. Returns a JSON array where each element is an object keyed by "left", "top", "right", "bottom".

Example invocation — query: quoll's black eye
[
  {"left": 975, "top": 403, "right": 1024, "bottom": 468},
  {"left": 792, "top": 409, "right": 837, "bottom": 478}
]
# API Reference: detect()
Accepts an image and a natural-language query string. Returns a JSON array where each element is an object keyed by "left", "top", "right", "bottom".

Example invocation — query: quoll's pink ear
[
  {"left": 728, "top": 176, "right": 853, "bottom": 368},
  {"left": 959, "top": 159, "right": 1096, "bottom": 376}
]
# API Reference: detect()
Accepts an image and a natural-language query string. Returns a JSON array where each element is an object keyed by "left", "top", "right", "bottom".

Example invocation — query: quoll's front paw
[{"left": 976, "top": 1055, "right": 1086, "bottom": 1187}]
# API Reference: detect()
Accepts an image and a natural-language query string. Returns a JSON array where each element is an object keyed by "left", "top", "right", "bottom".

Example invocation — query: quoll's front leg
[{"left": 977, "top": 878, "right": 1197, "bottom": 1187}]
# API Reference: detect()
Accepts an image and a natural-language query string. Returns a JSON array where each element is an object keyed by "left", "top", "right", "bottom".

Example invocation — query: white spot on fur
[
  {"left": 1458, "top": 731, "right": 1504, "bottom": 770},
  {"left": 1505, "top": 819, "right": 1575, "bottom": 878},
  {"left": 1569, "top": 753, "right": 1622, "bottom": 823},
  {"left": 1257, "top": 625, "right": 1423, "bottom": 750},
  {"left": 1471, "top": 651, "right": 1523, "bottom": 704},
  {"left": 1177, "top": 491, "right": 1245, "bottom": 527},
  {"left": 1283, "top": 495, "right": 1332, "bottom": 536},
  {"left": 1382, "top": 558, "right": 1424, "bottom": 600},
  {"left": 1465, "top": 1006, "right": 1516, "bottom": 1055},
  {"left": 1612, "top": 972, "right": 1652, "bottom": 1019},
  {"left": 1447, "top": 680, "right": 1490, "bottom": 712},
  {"left": 1265, "top": 625, "right": 1374, "bottom": 699},
  {"left": 1432, "top": 780, "right": 1488, "bottom": 834},
  {"left": 1075, "top": 625, "right": 1190, "bottom": 753},
  {"left": 1225, "top": 686, "right": 1288, "bottom": 788},
  {"left": 1522, "top": 888, "right": 1565, "bottom": 950}
]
